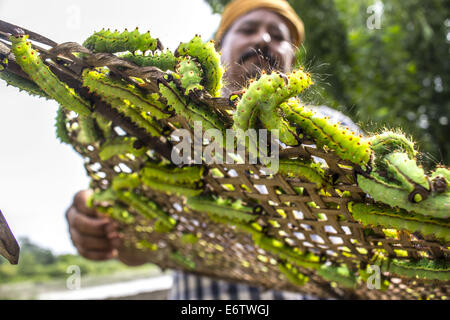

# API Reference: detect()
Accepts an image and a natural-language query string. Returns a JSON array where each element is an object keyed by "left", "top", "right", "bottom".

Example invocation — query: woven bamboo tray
[{"left": 0, "top": 20, "right": 448, "bottom": 300}]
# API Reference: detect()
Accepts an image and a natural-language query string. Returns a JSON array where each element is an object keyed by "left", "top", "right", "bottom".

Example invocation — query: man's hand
[
  {"left": 66, "top": 190, "right": 121, "bottom": 261},
  {"left": 66, "top": 190, "right": 151, "bottom": 266}
]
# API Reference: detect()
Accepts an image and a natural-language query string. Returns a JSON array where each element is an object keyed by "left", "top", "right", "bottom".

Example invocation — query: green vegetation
[
  {"left": 0, "top": 237, "right": 154, "bottom": 284},
  {"left": 205, "top": 0, "right": 449, "bottom": 166}
]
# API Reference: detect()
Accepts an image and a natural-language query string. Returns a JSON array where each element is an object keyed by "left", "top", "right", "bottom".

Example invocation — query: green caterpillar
[
  {"left": 278, "top": 159, "right": 330, "bottom": 189},
  {"left": 92, "top": 113, "right": 114, "bottom": 140},
  {"left": 136, "top": 239, "right": 158, "bottom": 251},
  {"left": 77, "top": 115, "right": 102, "bottom": 145},
  {"left": 259, "top": 110, "right": 299, "bottom": 146},
  {"left": 83, "top": 28, "right": 161, "bottom": 53},
  {"left": 431, "top": 167, "right": 450, "bottom": 189},
  {"left": 317, "top": 264, "right": 358, "bottom": 289},
  {"left": 112, "top": 169, "right": 203, "bottom": 198},
  {"left": 140, "top": 162, "right": 204, "bottom": 185},
  {"left": 373, "top": 254, "right": 450, "bottom": 281},
  {"left": 170, "top": 251, "right": 196, "bottom": 270},
  {"left": 0, "top": 68, "right": 48, "bottom": 99},
  {"left": 141, "top": 176, "right": 202, "bottom": 197},
  {"left": 98, "top": 136, "right": 147, "bottom": 161},
  {"left": 280, "top": 98, "right": 372, "bottom": 167},
  {"left": 231, "top": 69, "right": 313, "bottom": 150},
  {"left": 120, "top": 50, "right": 177, "bottom": 71},
  {"left": 176, "top": 35, "right": 223, "bottom": 97},
  {"left": 369, "top": 131, "right": 417, "bottom": 159},
  {"left": 233, "top": 69, "right": 312, "bottom": 129},
  {"left": 115, "top": 190, "right": 176, "bottom": 230},
  {"left": 10, "top": 33, "right": 92, "bottom": 116},
  {"left": 348, "top": 202, "right": 450, "bottom": 242},
  {"left": 383, "top": 152, "right": 429, "bottom": 192},
  {"left": 158, "top": 79, "right": 226, "bottom": 135},
  {"left": 82, "top": 68, "right": 169, "bottom": 120},
  {"left": 356, "top": 174, "right": 449, "bottom": 219},
  {"left": 97, "top": 204, "right": 135, "bottom": 224},
  {"left": 180, "top": 233, "right": 199, "bottom": 245},
  {"left": 55, "top": 106, "right": 71, "bottom": 144},
  {"left": 251, "top": 232, "right": 322, "bottom": 270},
  {"left": 111, "top": 173, "right": 141, "bottom": 191},
  {"left": 233, "top": 72, "right": 286, "bottom": 132},
  {"left": 278, "top": 262, "right": 309, "bottom": 286},
  {"left": 102, "top": 96, "right": 163, "bottom": 137},
  {"left": 176, "top": 56, "right": 204, "bottom": 95},
  {"left": 186, "top": 196, "right": 257, "bottom": 223}
]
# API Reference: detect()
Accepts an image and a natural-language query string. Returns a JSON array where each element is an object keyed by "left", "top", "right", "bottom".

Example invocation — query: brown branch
[{"left": 0, "top": 19, "right": 57, "bottom": 47}]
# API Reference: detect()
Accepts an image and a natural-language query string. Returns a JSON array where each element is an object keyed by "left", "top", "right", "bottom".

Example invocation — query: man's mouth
[{"left": 238, "top": 48, "right": 279, "bottom": 70}]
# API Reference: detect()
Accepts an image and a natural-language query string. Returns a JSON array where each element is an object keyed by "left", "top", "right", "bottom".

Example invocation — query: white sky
[{"left": 0, "top": 0, "right": 221, "bottom": 254}]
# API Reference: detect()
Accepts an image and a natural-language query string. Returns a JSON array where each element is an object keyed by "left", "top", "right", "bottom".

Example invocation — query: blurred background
[{"left": 0, "top": 0, "right": 448, "bottom": 299}]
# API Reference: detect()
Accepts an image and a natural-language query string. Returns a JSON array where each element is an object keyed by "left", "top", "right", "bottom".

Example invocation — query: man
[{"left": 66, "top": 0, "right": 357, "bottom": 299}]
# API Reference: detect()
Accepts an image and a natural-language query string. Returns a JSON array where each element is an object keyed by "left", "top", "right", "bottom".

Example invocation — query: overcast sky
[{"left": 0, "top": 0, "right": 221, "bottom": 254}]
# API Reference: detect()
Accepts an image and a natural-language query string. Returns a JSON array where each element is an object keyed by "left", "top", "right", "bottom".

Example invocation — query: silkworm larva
[
  {"left": 104, "top": 96, "right": 162, "bottom": 137},
  {"left": 82, "top": 68, "right": 169, "bottom": 120},
  {"left": 55, "top": 106, "right": 70, "bottom": 144},
  {"left": 233, "top": 72, "right": 286, "bottom": 132},
  {"left": 115, "top": 190, "right": 176, "bottom": 230},
  {"left": 98, "top": 136, "right": 147, "bottom": 161},
  {"left": 316, "top": 264, "right": 357, "bottom": 289},
  {"left": 186, "top": 196, "right": 257, "bottom": 223},
  {"left": 251, "top": 232, "right": 321, "bottom": 270},
  {"left": 176, "top": 35, "right": 223, "bottom": 97},
  {"left": 348, "top": 202, "right": 450, "bottom": 242},
  {"left": 170, "top": 251, "right": 196, "bottom": 270},
  {"left": 374, "top": 255, "right": 450, "bottom": 281},
  {"left": 278, "top": 262, "right": 309, "bottom": 286},
  {"left": 431, "top": 167, "right": 450, "bottom": 190},
  {"left": 140, "top": 162, "right": 204, "bottom": 184},
  {"left": 259, "top": 109, "right": 298, "bottom": 146},
  {"left": 10, "top": 33, "right": 92, "bottom": 116},
  {"left": 369, "top": 131, "right": 417, "bottom": 159},
  {"left": 280, "top": 98, "right": 372, "bottom": 167},
  {"left": 278, "top": 159, "right": 330, "bottom": 189},
  {"left": 356, "top": 174, "right": 449, "bottom": 219},
  {"left": 0, "top": 69, "right": 48, "bottom": 98},
  {"left": 384, "top": 152, "right": 429, "bottom": 191},
  {"left": 97, "top": 204, "right": 135, "bottom": 224},
  {"left": 141, "top": 176, "right": 202, "bottom": 197},
  {"left": 111, "top": 173, "right": 141, "bottom": 191},
  {"left": 180, "top": 233, "right": 199, "bottom": 245},
  {"left": 176, "top": 56, "right": 204, "bottom": 95},
  {"left": 77, "top": 115, "right": 102, "bottom": 145},
  {"left": 92, "top": 113, "right": 114, "bottom": 140},
  {"left": 158, "top": 80, "right": 226, "bottom": 135},
  {"left": 83, "top": 27, "right": 161, "bottom": 54},
  {"left": 120, "top": 50, "right": 176, "bottom": 71}
]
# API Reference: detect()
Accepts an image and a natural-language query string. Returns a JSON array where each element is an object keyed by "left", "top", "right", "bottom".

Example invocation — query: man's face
[{"left": 220, "top": 9, "right": 296, "bottom": 91}]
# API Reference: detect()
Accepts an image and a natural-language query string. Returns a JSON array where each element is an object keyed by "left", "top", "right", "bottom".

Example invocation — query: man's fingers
[
  {"left": 73, "top": 190, "right": 97, "bottom": 217},
  {"left": 77, "top": 247, "right": 118, "bottom": 261},
  {"left": 104, "top": 221, "right": 121, "bottom": 237},
  {"left": 67, "top": 206, "right": 110, "bottom": 237},
  {"left": 70, "top": 228, "right": 113, "bottom": 251}
]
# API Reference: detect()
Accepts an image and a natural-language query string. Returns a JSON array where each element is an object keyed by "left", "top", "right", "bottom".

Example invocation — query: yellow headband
[{"left": 215, "top": 0, "right": 305, "bottom": 47}]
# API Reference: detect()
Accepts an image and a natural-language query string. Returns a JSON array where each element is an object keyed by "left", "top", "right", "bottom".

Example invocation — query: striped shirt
[{"left": 168, "top": 272, "right": 319, "bottom": 300}]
